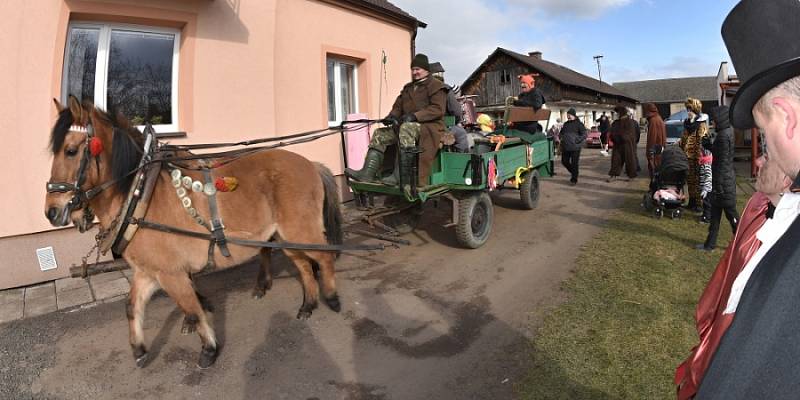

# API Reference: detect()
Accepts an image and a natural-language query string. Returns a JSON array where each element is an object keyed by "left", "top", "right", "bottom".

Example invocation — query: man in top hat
[
  {"left": 345, "top": 54, "right": 447, "bottom": 195},
  {"left": 694, "top": 1, "right": 800, "bottom": 397}
]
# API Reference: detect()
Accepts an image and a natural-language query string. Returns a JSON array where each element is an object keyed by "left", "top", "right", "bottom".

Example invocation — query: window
[
  {"left": 327, "top": 58, "right": 359, "bottom": 125},
  {"left": 499, "top": 69, "right": 512, "bottom": 85},
  {"left": 62, "top": 22, "right": 180, "bottom": 133}
]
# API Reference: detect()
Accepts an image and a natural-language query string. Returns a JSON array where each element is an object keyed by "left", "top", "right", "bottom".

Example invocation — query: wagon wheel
[
  {"left": 455, "top": 192, "right": 494, "bottom": 249},
  {"left": 383, "top": 197, "right": 422, "bottom": 235},
  {"left": 654, "top": 208, "right": 664, "bottom": 219},
  {"left": 671, "top": 209, "right": 682, "bottom": 219},
  {"left": 519, "top": 169, "right": 540, "bottom": 210},
  {"left": 642, "top": 193, "right": 654, "bottom": 211}
]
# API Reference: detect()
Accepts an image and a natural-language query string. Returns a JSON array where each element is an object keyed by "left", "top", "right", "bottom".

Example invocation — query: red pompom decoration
[
  {"left": 89, "top": 137, "right": 103, "bottom": 157},
  {"left": 214, "top": 177, "right": 227, "bottom": 192}
]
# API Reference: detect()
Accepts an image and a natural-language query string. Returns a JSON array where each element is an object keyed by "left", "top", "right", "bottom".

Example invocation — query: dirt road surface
[{"left": 1, "top": 149, "right": 639, "bottom": 400}]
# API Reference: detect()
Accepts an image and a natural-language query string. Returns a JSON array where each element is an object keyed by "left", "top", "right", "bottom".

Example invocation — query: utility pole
[{"left": 593, "top": 55, "right": 604, "bottom": 83}]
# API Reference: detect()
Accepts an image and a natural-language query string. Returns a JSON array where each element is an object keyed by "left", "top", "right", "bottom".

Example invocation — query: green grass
[{"left": 519, "top": 181, "right": 751, "bottom": 400}]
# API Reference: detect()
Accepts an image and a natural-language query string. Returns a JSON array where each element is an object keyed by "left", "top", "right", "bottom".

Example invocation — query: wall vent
[{"left": 36, "top": 247, "right": 58, "bottom": 271}]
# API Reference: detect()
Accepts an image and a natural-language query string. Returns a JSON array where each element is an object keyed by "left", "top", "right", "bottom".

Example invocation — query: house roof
[
  {"left": 612, "top": 77, "right": 718, "bottom": 104},
  {"left": 332, "top": 0, "right": 426, "bottom": 28},
  {"left": 462, "top": 48, "right": 637, "bottom": 102}
]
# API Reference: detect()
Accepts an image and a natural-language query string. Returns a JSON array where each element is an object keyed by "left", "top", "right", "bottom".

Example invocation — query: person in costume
[
  {"left": 345, "top": 54, "right": 447, "bottom": 195},
  {"left": 644, "top": 103, "right": 666, "bottom": 179},
  {"left": 694, "top": 1, "right": 800, "bottom": 397},
  {"left": 512, "top": 74, "right": 546, "bottom": 134},
  {"left": 680, "top": 97, "right": 710, "bottom": 213},
  {"left": 606, "top": 105, "right": 638, "bottom": 181}
]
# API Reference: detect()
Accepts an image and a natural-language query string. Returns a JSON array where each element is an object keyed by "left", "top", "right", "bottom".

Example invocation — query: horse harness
[{"left": 48, "top": 121, "right": 387, "bottom": 277}]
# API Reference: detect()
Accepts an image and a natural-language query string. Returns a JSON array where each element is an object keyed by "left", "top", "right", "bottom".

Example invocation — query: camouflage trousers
[{"left": 369, "top": 122, "right": 421, "bottom": 152}]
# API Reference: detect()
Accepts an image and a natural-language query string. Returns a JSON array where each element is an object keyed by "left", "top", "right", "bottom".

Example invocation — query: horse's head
[{"left": 45, "top": 96, "right": 142, "bottom": 232}]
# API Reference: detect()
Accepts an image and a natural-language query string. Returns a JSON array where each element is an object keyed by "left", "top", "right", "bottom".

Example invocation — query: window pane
[
  {"left": 64, "top": 27, "right": 99, "bottom": 104},
  {"left": 340, "top": 63, "right": 355, "bottom": 117},
  {"left": 326, "top": 60, "right": 336, "bottom": 122},
  {"left": 107, "top": 30, "right": 175, "bottom": 125}
]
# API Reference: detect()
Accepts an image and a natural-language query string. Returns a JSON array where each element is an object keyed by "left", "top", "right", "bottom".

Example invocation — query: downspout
[{"left": 411, "top": 22, "right": 419, "bottom": 57}]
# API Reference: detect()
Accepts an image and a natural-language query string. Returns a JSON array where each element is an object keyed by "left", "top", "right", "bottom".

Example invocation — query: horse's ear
[
  {"left": 53, "top": 98, "right": 64, "bottom": 112},
  {"left": 67, "top": 95, "right": 83, "bottom": 123}
]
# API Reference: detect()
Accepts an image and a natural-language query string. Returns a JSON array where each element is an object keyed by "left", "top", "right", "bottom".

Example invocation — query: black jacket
[
  {"left": 559, "top": 119, "right": 588, "bottom": 152},
  {"left": 710, "top": 106, "right": 737, "bottom": 206},
  {"left": 514, "top": 88, "right": 546, "bottom": 110},
  {"left": 710, "top": 126, "right": 736, "bottom": 206},
  {"left": 513, "top": 88, "right": 546, "bottom": 133}
]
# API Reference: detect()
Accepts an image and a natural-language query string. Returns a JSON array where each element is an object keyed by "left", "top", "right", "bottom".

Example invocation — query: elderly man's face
[
  {"left": 753, "top": 95, "right": 800, "bottom": 179},
  {"left": 754, "top": 154, "right": 791, "bottom": 196},
  {"left": 411, "top": 67, "right": 429, "bottom": 81}
]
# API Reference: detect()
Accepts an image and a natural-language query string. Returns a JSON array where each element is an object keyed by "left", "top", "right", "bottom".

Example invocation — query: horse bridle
[{"left": 46, "top": 120, "right": 99, "bottom": 222}]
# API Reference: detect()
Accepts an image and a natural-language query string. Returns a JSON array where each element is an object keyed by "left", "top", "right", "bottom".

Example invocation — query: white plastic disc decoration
[
  {"left": 176, "top": 187, "right": 187, "bottom": 198},
  {"left": 191, "top": 181, "right": 203, "bottom": 193},
  {"left": 182, "top": 197, "right": 192, "bottom": 208},
  {"left": 170, "top": 169, "right": 182, "bottom": 180},
  {"left": 203, "top": 183, "right": 217, "bottom": 196},
  {"left": 181, "top": 176, "right": 193, "bottom": 189},
  {"left": 188, "top": 207, "right": 198, "bottom": 217},
  {"left": 172, "top": 178, "right": 182, "bottom": 188}
]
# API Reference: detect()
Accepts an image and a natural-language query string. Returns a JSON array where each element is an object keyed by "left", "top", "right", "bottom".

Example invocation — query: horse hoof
[
  {"left": 296, "top": 309, "right": 313, "bottom": 320},
  {"left": 252, "top": 288, "right": 266, "bottom": 299},
  {"left": 197, "top": 345, "right": 218, "bottom": 369},
  {"left": 132, "top": 345, "right": 149, "bottom": 368},
  {"left": 325, "top": 295, "right": 341, "bottom": 313}
]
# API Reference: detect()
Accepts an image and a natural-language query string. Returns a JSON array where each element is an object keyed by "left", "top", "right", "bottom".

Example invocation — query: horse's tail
[{"left": 315, "top": 163, "right": 344, "bottom": 253}]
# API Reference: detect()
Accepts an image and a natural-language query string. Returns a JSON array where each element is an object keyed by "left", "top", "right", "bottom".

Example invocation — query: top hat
[{"left": 723, "top": 0, "right": 800, "bottom": 129}]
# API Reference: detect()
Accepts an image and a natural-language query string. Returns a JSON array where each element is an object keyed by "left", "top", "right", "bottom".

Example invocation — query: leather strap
[{"left": 203, "top": 169, "right": 231, "bottom": 257}]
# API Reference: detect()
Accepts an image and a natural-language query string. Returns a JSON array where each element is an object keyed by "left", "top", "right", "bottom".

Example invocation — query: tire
[
  {"left": 519, "top": 169, "right": 540, "bottom": 210},
  {"left": 455, "top": 192, "right": 494, "bottom": 249},
  {"left": 655, "top": 208, "right": 663, "bottom": 219},
  {"left": 642, "top": 193, "right": 654, "bottom": 211},
  {"left": 671, "top": 209, "right": 682, "bottom": 219}
]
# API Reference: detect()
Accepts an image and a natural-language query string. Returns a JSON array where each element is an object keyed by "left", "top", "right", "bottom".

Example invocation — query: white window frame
[
  {"left": 327, "top": 58, "right": 360, "bottom": 127},
  {"left": 62, "top": 22, "right": 181, "bottom": 133}
]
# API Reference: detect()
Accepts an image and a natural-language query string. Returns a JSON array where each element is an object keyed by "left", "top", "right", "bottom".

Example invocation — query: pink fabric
[{"left": 345, "top": 113, "right": 370, "bottom": 170}]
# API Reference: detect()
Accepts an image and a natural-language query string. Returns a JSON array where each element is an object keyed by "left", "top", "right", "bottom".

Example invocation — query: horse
[{"left": 45, "top": 96, "right": 344, "bottom": 368}]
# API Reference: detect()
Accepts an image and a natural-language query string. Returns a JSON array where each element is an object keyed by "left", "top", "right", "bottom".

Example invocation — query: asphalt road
[{"left": 0, "top": 147, "right": 639, "bottom": 400}]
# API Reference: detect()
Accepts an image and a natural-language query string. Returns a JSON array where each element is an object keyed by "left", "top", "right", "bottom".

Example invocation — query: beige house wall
[{"left": 0, "top": 0, "right": 414, "bottom": 289}]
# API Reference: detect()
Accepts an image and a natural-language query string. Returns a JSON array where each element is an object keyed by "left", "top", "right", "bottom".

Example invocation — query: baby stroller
[{"left": 643, "top": 145, "right": 688, "bottom": 219}]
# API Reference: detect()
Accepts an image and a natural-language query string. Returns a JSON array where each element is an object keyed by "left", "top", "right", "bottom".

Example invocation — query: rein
[{"left": 51, "top": 118, "right": 391, "bottom": 270}]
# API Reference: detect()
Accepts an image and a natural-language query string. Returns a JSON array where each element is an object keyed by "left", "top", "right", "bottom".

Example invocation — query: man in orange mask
[{"left": 513, "top": 74, "right": 546, "bottom": 134}]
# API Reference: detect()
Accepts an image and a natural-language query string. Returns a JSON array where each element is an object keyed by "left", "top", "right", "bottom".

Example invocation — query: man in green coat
[{"left": 346, "top": 54, "right": 447, "bottom": 193}]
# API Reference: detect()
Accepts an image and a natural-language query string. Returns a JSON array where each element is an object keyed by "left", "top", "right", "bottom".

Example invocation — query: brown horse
[{"left": 45, "top": 96, "right": 343, "bottom": 368}]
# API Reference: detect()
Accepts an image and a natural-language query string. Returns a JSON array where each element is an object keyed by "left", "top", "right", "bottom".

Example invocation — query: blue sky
[{"left": 391, "top": 0, "right": 740, "bottom": 86}]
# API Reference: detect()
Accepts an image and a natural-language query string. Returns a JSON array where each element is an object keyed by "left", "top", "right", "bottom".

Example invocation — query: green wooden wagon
[{"left": 347, "top": 107, "right": 555, "bottom": 248}]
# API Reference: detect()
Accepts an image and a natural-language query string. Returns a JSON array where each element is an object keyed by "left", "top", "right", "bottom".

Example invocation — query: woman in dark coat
[
  {"left": 606, "top": 106, "right": 638, "bottom": 181},
  {"left": 697, "top": 105, "right": 739, "bottom": 250}
]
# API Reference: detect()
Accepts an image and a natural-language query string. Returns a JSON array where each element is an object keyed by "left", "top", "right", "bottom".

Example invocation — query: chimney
[{"left": 528, "top": 51, "right": 542, "bottom": 59}]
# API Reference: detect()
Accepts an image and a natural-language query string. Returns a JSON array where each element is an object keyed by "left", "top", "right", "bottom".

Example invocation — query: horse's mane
[
  {"left": 50, "top": 105, "right": 144, "bottom": 194},
  {"left": 50, "top": 108, "right": 74, "bottom": 154}
]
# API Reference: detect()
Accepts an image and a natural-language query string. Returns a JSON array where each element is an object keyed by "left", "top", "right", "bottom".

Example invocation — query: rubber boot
[
  {"left": 345, "top": 149, "right": 383, "bottom": 182},
  {"left": 400, "top": 147, "right": 419, "bottom": 200}
]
